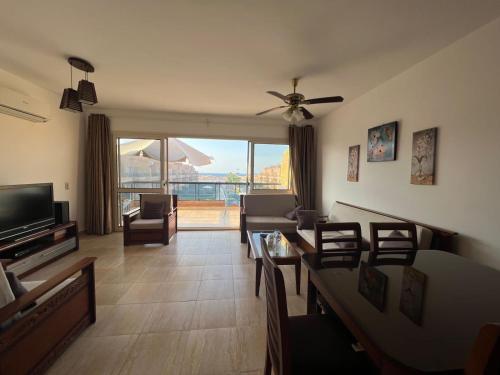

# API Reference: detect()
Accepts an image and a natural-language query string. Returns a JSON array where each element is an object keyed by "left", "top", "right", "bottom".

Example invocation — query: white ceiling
[{"left": 1, "top": 0, "right": 500, "bottom": 119}]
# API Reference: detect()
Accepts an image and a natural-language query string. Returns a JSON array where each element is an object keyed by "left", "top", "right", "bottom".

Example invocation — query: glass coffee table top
[{"left": 247, "top": 230, "right": 300, "bottom": 260}]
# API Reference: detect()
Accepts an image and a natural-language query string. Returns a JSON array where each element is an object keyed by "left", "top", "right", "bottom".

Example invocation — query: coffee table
[{"left": 247, "top": 230, "right": 301, "bottom": 297}]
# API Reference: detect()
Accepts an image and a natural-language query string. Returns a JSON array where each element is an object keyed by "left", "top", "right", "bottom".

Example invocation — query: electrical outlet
[{"left": 65, "top": 182, "right": 70, "bottom": 190}]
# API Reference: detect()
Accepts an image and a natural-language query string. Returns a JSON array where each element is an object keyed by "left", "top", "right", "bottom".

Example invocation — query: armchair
[{"left": 123, "top": 194, "right": 177, "bottom": 246}]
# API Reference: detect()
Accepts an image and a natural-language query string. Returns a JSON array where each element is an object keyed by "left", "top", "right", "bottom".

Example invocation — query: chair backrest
[
  {"left": 139, "top": 194, "right": 172, "bottom": 215},
  {"left": 370, "top": 222, "right": 418, "bottom": 254},
  {"left": 465, "top": 323, "right": 500, "bottom": 375},
  {"left": 261, "top": 237, "right": 291, "bottom": 375},
  {"left": 315, "top": 222, "right": 363, "bottom": 265}
]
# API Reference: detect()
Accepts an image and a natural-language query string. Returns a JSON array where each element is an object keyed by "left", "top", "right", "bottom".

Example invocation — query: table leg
[
  {"left": 247, "top": 242, "right": 251, "bottom": 258},
  {"left": 295, "top": 261, "right": 301, "bottom": 295},
  {"left": 307, "top": 271, "right": 318, "bottom": 314},
  {"left": 255, "top": 259, "right": 263, "bottom": 296}
]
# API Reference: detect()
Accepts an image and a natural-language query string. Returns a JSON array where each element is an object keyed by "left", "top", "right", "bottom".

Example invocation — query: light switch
[{"left": 65, "top": 182, "right": 70, "bottom": 190}]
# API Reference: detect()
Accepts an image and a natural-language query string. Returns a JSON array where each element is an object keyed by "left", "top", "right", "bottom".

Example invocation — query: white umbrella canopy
[{"left": 120, "top": 138, "right": 213, "bottom": 166}]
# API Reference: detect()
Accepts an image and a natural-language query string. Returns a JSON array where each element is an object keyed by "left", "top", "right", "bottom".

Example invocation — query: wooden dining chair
[
  {"left": 465, "top": 323, "right": 500, "bottom": 375},
  {"left": 261, "top": 238, "right": 374, "bottom": 375},
  {"left": 314, "top": 222, "right": 363, "bottom": 267}
]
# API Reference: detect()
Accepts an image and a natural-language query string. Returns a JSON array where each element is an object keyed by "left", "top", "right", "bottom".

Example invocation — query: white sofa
[
  {"left": 297, "top": 201, "right": 435, "bottom": 252},
  {"left": 240, "top": 194, "right": 297, "bottom": 242}
]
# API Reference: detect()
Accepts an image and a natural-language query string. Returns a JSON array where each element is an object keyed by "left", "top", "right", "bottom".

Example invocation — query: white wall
[
  {"left": 0, "top": 68, "right": 85, "bottom": 227},
  {"left": 318, "top": 17, "right": 500, "bottom": 268},
  {"left": 87, "top": 108, "right": 291, "bottom": 142}
]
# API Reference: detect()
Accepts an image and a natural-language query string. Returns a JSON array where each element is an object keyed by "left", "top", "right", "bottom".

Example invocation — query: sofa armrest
[{"left": 0, "top": 257, "right": 96, "bottom": 324}]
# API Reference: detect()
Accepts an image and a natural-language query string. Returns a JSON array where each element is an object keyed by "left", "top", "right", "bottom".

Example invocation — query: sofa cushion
[
  {"left": 140, "top": 194, "right": 172, "bottom": 215},
  {"left": 381, "top": 230, "right": 415, "bottom": 249},
  {"left": 130, "top": 218, "right": 164, "bottom": 230},
  {"left": 296, "top": 210, "right": 318, "bottom": 230},
  {"left": 246, "top": 216, "right": 297, "bottom": 233},
  {"left": 244, "top": 194, "right": 296, "bottom": 216}
]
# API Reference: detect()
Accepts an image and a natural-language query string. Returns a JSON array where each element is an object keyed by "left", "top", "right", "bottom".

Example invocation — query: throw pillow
[
  {"left": 296, "top": 210, "right": 318, "bottom": 230},
  {"left": 142, "top": 201, "right": 165, "bottom": 219},
  {"left": 380, "top": 230, "right": 414, "bottom": 249},
  {"left": 285, "top": 205, "right": 303, "bottom": 220}
]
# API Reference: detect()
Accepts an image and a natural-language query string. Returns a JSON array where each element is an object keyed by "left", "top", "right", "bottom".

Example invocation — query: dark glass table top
[
  {"left": 302, "top": 250, "right": 500, "bottom": 372},
  {"left": 248, "top": 231, "right": 300, "bottom": 259}
]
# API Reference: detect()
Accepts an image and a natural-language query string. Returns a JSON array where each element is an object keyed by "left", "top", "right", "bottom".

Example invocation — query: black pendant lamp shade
[
  {"left": 60, "top": 57, "right": 97, "bottom": 112},
  {"left": 60, "top": 88, "right": 83, "bottom": 112},
  {"left": 78, "top": 76, "right": 98, "bottom": 105}
]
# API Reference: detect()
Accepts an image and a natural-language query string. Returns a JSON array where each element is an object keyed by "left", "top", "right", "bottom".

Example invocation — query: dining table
[{"left": 302, "top": 250, "right": 500, "bottom": 374}]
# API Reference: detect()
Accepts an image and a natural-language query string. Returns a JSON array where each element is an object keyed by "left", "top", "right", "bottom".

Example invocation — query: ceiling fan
[{"left": 256, "top": 78, "right": 344, "bottom": 123}]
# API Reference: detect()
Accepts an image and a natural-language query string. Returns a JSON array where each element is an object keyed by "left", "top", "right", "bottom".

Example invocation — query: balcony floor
[{"left": 177, "top": 206, "right": 240, "bottom": 229}]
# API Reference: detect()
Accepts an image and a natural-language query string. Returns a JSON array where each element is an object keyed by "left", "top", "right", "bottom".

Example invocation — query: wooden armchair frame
[
  {"left": 123, "top": 194, "right": 178, "bottom": 246},
  {"left": 0, "top": 257, "right": 97, "bottom": 374}
]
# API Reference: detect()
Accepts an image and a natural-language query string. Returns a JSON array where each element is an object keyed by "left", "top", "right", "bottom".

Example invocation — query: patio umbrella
[{"left": 120, "top": 138, "right": 213, "bottom": 166}]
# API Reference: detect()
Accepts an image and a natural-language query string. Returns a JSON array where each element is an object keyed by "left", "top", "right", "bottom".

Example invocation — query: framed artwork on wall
[
  {"left": 367, "top": 121, "right": 398, "bottom": 162},
  {"left": 411, "top": 127, "right": 437, "bottom": 185},
  {"left": 347, "top": 145, "right": 360, "bottom": 182}
]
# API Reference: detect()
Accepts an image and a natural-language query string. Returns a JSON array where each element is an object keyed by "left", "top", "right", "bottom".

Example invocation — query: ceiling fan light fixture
[
  {"left": 282, "top": 107, "right": 304, "bottom": 124},
  {"left": 59, "top": 88, "right": 83, "bottom": 113}
]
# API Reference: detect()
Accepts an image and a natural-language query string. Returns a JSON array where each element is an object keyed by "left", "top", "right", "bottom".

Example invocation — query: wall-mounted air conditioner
[{"left": 0, "top": 86, "right": 50, "bottom": 123}]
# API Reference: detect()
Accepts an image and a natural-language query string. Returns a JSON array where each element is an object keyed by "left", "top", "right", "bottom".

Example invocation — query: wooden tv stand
[{"left": 0, "top": 221, "right": 79, "bottom": 278}]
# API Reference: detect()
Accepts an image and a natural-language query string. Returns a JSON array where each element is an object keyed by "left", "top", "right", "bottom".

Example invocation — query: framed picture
[
  {"left": 411, "top": 127, "right": 437, "bottom": 185},
  {"left": 400, "top": 266, "right": 427, "bottom": 325},
  {"left": 367, "top": 121, "right": 398, "bottom": 162},
  {"left": 358, "top": 261, "right": 388, "bottom": 311},
  {"left": 347, "top": 145, "right": 360, "bottom": 182}
]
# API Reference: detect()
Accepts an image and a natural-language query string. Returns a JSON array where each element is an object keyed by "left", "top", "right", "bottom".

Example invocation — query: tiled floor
[{"left": 26, "top": 230, "right": 308, "bottom": 375}]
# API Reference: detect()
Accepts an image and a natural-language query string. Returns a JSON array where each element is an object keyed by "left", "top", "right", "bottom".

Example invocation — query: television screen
[{"left": 0, "top": 183, "right": 55, "bottom": 241}]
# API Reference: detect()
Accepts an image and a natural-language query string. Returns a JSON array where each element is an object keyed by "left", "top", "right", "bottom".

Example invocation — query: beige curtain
[
  {"left": 289, "top": 125, "right": 316, "bottom": 209},
  {"left": 85, "top": 114, "right": 113, "bottom": 234}
]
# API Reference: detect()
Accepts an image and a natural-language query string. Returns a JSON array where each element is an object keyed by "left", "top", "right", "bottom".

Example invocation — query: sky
[{"left": 120, "top": 137, "right": 287, "bottom": 174}]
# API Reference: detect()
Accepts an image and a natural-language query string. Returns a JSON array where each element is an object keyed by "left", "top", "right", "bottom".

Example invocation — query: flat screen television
[{"left": 0, "top": 183, "right": 55, "bottom": 242}]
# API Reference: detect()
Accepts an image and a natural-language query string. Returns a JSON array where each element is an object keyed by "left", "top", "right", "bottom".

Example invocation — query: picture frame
[
  {"left": 367, "top": 121, "right": 398, "bottom": 162},
  {"left": 411, "top": 127, "right": 437, "bottom": 185},
  {"left": 347, "top": 145, "right": 360, "bottom": 182}
]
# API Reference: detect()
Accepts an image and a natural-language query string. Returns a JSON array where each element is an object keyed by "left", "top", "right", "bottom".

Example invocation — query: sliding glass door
[{"left": 114, "top": 135, "right": 291, "bottom": 230}]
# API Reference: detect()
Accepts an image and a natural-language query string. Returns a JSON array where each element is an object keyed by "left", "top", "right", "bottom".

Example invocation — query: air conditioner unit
[{"left": 0, "top": 87, "right": 50, "bottom": 123}]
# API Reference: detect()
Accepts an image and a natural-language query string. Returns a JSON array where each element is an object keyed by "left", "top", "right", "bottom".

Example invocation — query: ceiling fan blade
[
  {"left": 256, "top": 106, "right": 287, "bottom": 116},
  {"left": 299, "top": 107, "right": 314, "bottom": 120},
  {"left": 267, "top": 91, "right": 288, "bottom": 101},
  {"left": 303, "top": 96, "right": 344, "bottom": 104}
]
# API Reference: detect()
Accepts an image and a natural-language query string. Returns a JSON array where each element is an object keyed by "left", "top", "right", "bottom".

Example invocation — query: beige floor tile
[
  {"left": 100, "top": 265, "right": 146, "bottom": 284},
  {"left": 117, "top": 283, "right": 163, "bottom": 304},
  {"left": 144, "top": 301, "right": 196, "bottom": 332},
  {"left": 286, "top": 295, "right": 307, "bottom": 316},
  {"left": 233, "top": 264, "right": 255, "bottom": 279},
  {"left": 178, "top": 254, "right": 207, "bottom": 266},
  {"left": 205, "top": 253, "right": 232, "bottom": 265},
  {"left": 202, "top": 265, "right": 233, "bottom": 280},
  {"left": 191, "top": 299, "right": 236, "bottom": 329},
  {"left": 90, "top": 304, "right": 155, "bottom": 336},
  {"left": 198, "top": 279, "right": 234, "bottom": 300},
  {"left": 47, "top": 335, "right": 137, "bottom": 375},
  {"left": 148, "top": 254, "right": 182, "bottom": 266},
  {"left": 137, "top": 266, "right": 175, "bottom": 283},
  {"left": 171, "top": 266, "right": 204, "bottom": 281},
  {"left": 234, "top": 279, "right": 259, "bottom": 299},
  {"left": 237, "top": 325, "right": 266, "bottom": 372},
  {"left": 157, "top": 281, "right": 201, "bottom": 302},
  {"left": 96, "top": 283, "right": 132, "bottom": 305},
  {"left": 181, "top": 328, "right": 240, "bottom": 375},
  {"left": 119, "top": 332, "right": 188, "bottom": 375},
  {"left": 235, "top": 298, "right": 267, "bottom": 327}
]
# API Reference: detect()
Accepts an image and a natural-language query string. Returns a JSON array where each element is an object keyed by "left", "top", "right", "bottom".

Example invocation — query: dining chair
[
  {"left": 261, "top": 238, "right": 374, "bottom": 375},
  {"left": 465, "top": 323, "right": 500, "bottom": 375},
  {"left": 314, "top": 222, "right": 363, "bottom": 267}
]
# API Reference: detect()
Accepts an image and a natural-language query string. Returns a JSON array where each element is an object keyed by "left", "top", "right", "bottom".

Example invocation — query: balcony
[{"left": 119, "top": 181, "right": 281, "bottom": 229}]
